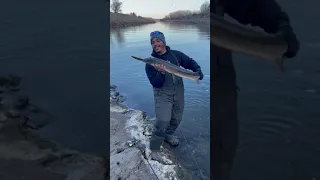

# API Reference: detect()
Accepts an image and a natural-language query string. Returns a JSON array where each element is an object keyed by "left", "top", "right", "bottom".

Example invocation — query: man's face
[{"left": 151, "top": 38, "right": 165, "bottom": 53}]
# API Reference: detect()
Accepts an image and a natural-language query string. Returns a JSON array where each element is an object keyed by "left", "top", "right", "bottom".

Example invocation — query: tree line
[
  {"left": 110, "top": 0, "right": 210, "bottom": 20},
  {"left": 163, "top": 1, "right": 210, "bottom": 20}
]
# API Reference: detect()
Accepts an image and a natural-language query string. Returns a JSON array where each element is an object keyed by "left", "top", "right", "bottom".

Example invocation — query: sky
[{"left": 111, "top": 0, "right": 209, "bottom": 19}]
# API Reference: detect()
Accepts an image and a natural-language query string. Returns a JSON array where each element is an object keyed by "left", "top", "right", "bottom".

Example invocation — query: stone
[
  {"left": 15, "top": 95, "right": 29, "bottom": 109},
  {"left": 6, "top": 109, "right": 21, "bottom": 118},
  {"left": 0, "top": 112, "right": 9, "bottom": 123},
  {"left": 110, "top": 148, "right": 158, "bottom": 180},
  {"left": 110, "top": 85, "right": 117, "bottom": 89},
  {"left": 0, "top": 75, "right": 21, "bottom": 92},
  {"left": 0, "top": 75, "right": 21, "bottom": 87},
  {"left": 23, "top": 113, "right": 51, "bottom": 130},
  {"left": 28, "top": 105, "right": 40, "bottom": 113},
  {"left": 0, "top": 75, "right": 108, "bottom": 180}
]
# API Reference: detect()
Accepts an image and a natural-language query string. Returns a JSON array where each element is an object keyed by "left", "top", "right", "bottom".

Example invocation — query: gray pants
[{"left": 150, "top": 90, "right": 184, "bottom": 151}]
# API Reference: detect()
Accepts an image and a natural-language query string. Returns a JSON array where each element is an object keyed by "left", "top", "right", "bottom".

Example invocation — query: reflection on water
[
  {"left": 111, "top": 21, "right": 210, "bottom": 45},
  {"left": 110, "top": 21, "right": 211, "bottom": 179},
  {"left": 161, "top": 22, "right": 210, "bottom": 41},
  {"left": 110, "top": 28, "right": 125, "bottom": 45}
]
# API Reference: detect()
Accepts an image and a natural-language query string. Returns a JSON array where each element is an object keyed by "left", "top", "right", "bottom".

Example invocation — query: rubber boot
[
  {"left": 164, "top": 134, "right": 179, "bottom": 147},
  {"left": 149, "top": 134, "right": 171, "bottom": 164},
  {"left": 149, "top": 133, "right": 164, "bottom": 151}
]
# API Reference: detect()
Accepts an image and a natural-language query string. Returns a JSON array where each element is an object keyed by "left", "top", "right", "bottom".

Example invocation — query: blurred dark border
[{"left": 0, "top": 0, "right": 111, "bottom": 178}]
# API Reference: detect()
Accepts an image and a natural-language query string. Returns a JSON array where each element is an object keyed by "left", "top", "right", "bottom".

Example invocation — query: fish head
[{"left": 140, "top": 57, "right": 158, "bottom": 67}]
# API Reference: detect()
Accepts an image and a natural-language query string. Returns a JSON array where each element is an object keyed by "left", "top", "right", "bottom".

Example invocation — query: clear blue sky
[{"left": 112, "top": 0, "right": 209, "bottom": 19}]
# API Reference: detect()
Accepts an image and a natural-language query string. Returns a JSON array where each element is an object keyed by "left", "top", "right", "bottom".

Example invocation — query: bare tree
[
  {"left": 162, "top": 2, "right": 210, "bottom": 20},
  {"left": 165, "top": 10, "right": 193, "bottom": 19},
  {"left": 200, "top": 1, "right": 210, "bottom": 14},
  {"left": 110, "top": 0, "right": 122, "bottom": 13},
  {"left": 130, "top": 12, "right": 137, "bottom": 16}
]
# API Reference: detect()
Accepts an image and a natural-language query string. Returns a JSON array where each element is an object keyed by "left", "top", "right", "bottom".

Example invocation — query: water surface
[
  {"left": 110, "top": 21, "right": 211, "bottom": 179},
  {"left": 231, "top": 1, "right": 320, "bottom": 179},
  {"left": 110, "top": 3, "right": 320, "bottom": 178}
]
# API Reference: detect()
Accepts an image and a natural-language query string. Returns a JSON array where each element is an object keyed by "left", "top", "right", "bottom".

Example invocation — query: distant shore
[
  {"left": 160, "top": 13, "right": 210, "bottom": 24},
  {"left": 110, "top": 12, "right": 209, "bottom": 28},
  {"left": 110, "top": 12, "right": 156, "bottom": 28}
]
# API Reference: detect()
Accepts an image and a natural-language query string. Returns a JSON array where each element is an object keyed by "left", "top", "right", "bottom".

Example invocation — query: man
[
  {"left": 211, "top": 0, "right": 300, "bottom": 179},
  {"left": 145, "top": 31, "right": 204, "bottom": 162}
]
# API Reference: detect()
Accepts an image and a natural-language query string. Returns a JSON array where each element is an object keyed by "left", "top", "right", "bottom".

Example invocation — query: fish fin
[{"left": 196, "top": 79, "right": 200, "bottom": 84}]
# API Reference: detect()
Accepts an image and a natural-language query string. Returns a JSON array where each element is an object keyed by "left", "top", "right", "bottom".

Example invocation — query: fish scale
[{"left": 131, "top": 56, "right": 201, "bottom": 82}]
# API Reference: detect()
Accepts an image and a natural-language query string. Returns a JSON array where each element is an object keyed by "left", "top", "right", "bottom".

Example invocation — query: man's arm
[
  {"left": 172, "top": 50, "right": 204, "bottom": 80},
  {"left": 145, "top": 64, "right": 165, "bottom": 88},
  {"left": 172, "top": 50, "right": 201, "bottom": 72}
]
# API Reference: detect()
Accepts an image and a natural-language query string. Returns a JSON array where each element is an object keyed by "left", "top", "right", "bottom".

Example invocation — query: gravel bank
[
  {"left": 0, "top": 75, "right": 108, "bottom": 180},
  {"left": 110, "top": 85, "right": 187, "bottom": 180}
]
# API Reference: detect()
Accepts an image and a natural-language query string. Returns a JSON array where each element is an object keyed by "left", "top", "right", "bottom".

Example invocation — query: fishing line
[
  {"left": 166, "top": 71, "right": 209, "bottom": 179},
  {"left": 172, "top": 109, "right": 207, "bottom": 180},
  {"left": 171, "top": 68, "right": 209, "bottom": 179},
  {"left": 178, "top": 128, "right": 207, "bottom": 179},
  {"left": 144, "top": 103, "right": 207, "bottom": 180},
  {"left": 145, "top": 159, "right": 160, "bottom": 180}
]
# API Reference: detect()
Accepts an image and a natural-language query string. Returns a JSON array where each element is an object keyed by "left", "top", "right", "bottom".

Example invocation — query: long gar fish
[
  {"left": 131, "top": 56, "right": 201, "bottom": 82},
  {"left": 211, "top": 13, "right": 288, "bottom": 71}
]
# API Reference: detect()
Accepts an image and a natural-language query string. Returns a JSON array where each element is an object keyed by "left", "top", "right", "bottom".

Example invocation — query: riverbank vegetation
[
  {"left": 110, "top": 0, "right": 156, "bottom": 28},
  {"left": 110, "top": 12, "right": 156, "bottom": 28},
  {"left": 160, "top": 1, "right": 210, "bottom": 23}
]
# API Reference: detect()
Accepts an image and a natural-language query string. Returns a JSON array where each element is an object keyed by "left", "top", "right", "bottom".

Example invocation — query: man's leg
[
  {"left": 165, "top": 90, "right": 185, "bottom": 146},
  {"left": 211, "top": 47, "right": 238, "bottom": 180},
  {"left": 150, "top": 94, "right": 173, "bottom": 151}
]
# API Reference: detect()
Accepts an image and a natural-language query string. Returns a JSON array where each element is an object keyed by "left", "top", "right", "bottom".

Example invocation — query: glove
[
  {"left": 196, "top": 68, "right": 204, "bottom": 80},
  {"left": 278, "top": 23, "right": 300, "bottom": 58}
]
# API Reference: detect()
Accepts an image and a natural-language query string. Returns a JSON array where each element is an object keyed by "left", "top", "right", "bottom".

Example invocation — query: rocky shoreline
[
  {"left": 0, "top": 75, "right": 107, "bottom": 180},
  {"left": 110, "top": 85, "right": 186, "bottom": 180},
  {"left": 0, "top": 74, "right": 185, "bottom": 180}
]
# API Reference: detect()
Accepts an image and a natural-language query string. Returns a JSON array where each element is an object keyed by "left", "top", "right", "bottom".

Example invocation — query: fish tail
[
  {"left": 131, "top": 56, "right": 144, "bottom": 60},
  {"left": 276, "top": 58, "right": 285, "bottom": 72}
]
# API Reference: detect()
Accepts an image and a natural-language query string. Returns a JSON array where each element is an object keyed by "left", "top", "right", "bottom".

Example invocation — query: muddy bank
[
  {"left": 110, "top": 85, "right": 188, "bottom": 180},
  {"left": 0, "top": 75, "right": 107, "bottom": 180},
  {"left": 110, "top": 12, "right": 156, "bottom": 28}
]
